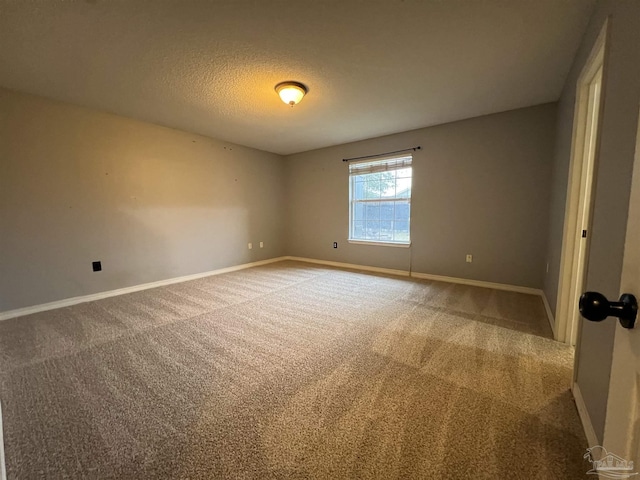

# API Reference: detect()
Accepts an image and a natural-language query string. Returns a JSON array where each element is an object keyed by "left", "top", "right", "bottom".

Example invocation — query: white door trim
[
  {"left": 555, "top": 19, "right": 609, "bottom": 346},
  {"left": 0, "top": 400, "right": 6, "bottom": 480}
]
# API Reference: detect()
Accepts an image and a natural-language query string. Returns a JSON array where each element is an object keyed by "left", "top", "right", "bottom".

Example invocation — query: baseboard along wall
[
  {"left": 284, "top": 256, "right": 411, "bottom": 278},
  {"left": 540, "top": 292, "right": 557, "bottom": 338},
  {"left": 0, "top": 257, "right": 288, "bottom": 321},
  {"left": 1, "top": 256, "right": 556, "bottom": 336},
  {"left": 572, "top": 382, "right": 599, "bottom": 448},
  {"left": 287, "top": 257, "right": 556, "bottom": 332}
]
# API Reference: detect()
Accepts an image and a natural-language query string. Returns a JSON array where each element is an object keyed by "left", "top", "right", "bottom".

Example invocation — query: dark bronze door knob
[{"left": 579, "top": 291, "right": 637, "bottom": 329}]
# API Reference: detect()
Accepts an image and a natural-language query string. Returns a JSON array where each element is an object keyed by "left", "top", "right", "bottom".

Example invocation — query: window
[{"left": 348, "top": 154, "right": 412, "bottom": 245}]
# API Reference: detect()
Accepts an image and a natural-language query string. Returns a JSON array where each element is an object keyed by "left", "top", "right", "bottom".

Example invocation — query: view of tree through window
[{"left": 349, "top": 155, "right": 412, "bottom": 244}]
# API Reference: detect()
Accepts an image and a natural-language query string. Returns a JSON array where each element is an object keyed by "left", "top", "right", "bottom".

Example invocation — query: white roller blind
[{"left": 348, "top": 154, "right": 412, "bottom": 175}]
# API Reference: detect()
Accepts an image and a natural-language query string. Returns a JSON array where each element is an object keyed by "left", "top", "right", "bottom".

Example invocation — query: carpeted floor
[{"left": 0, "top": 260, "right": 590, "bottom": 479}]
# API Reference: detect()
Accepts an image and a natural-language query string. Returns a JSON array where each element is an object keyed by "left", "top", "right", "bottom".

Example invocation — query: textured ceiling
[{"left": 0, "top": 0, "right": 595, "bottom": 155}]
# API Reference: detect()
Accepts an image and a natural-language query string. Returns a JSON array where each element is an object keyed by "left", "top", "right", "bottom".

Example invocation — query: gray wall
[
  {"left": 0, "top": 88, "right": 286, "bottom": 312},
  {"left": 286, "top": 104, "right": 557, "bottom": 288},
  {"left": 543, "top": 0, "right": 640, "bottom": 442}
]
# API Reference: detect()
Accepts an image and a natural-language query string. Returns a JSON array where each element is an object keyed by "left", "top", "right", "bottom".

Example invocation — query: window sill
[{"left": 348, "top": 239, "right": 411, "bottom": 248}]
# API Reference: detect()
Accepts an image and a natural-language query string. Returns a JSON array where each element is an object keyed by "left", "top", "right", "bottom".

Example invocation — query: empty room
[{"left": 2, "top": 1, "right": 640, "bottom": 479}]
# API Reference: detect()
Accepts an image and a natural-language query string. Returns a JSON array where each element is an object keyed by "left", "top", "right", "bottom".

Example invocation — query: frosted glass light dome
[{"left": 275, "top": 82, "right": 308, "bottom": 106}]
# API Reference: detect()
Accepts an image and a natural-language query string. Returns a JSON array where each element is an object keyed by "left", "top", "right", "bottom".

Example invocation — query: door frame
[{"left": 555, "top": 19, "right": 609, "bottom": 346}]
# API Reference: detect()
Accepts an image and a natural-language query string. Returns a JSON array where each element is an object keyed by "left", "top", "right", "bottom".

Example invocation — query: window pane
[
  {"left": 379, "top": 171, "right": 397, "bottom": 198},
  {"left": 353, "top": 202, "right": 365, "bottom": 221},
  {"left": 352, "top": 179, "right": 365, "bottom": 200},
  {"left": 364, "top": 201, "right": 380, "bottom": 219},
  {"left": 395, "top": 201, "right": 410, "bottom": 220},
  {"left": 364, "top": 179, "right": 382, "bottom": 199},
  {"left": 352, "top": 220, "right": 364, "bottom": 239},
  {"left": 360, "top": 201, "right": 379, "bottom": 241},
  {"left": 393, "top": 223, "right": 410, "bottom": 242},
  {"left": 380, "top": 220, "right": 393, "bottom": 241},
  {"left": 380, "top": 201, "right": 394, "bottom": 221},
  {"left": 353, "top": 174, "right": 366, "bottom": 182},
  {"left": 395, "top": 176, "right": 412, "bottom": 198},
  {"left": 394, "top": 221, "right": 409, "bottom": 232},
  {"left": 367, "top": 222, "right": 376, "bottom": 240},
  {"left": 364, "top": 218, "right": 380, "bottom": 240}
]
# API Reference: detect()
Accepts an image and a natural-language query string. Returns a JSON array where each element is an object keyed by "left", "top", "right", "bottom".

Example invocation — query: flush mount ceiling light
[{"left": 275, "top": 81, "right": 308, "bottom": 106}]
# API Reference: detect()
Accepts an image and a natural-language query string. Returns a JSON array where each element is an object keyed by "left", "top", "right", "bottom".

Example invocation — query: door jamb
[{"left": 556, "top": 19, "right": 609, "bottom": 350}]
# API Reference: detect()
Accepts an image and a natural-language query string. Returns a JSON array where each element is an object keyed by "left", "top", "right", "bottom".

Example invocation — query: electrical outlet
[
  {"left": 92, "top": 261, "right": 102, "bottom": 272},
  {"left": 466, "top": 254, "right": 473, "bottom": 263},
  {"left": 248, "top": 243, "right": 253, "bottom": 250},
  {"left": 333, "top": 242, "right": 338, "bottom": 248},
  {"left": 260, "top": 241, "right": 264, "bottom": 248}
]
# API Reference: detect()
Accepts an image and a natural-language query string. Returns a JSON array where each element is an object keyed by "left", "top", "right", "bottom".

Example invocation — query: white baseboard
[
  {"left": 284, "top": 256, "right": 411, "bottom": 277},
  {"left": 409, "top": 270, "right": 541, "bottom": 295},
  {"left": 572, "top": 382, "right": 599, "bottom": 448},
  {"left": 0, "top": 399, "right": 6, "bottom": 480},
  {"left": 541, "top": 291, "right": 557, "bottom": 338},
  {"left": 1, "top": 256, "right": 548, "bottom": 322},
  {"left": 284, "top": 256, "right": 542, "bottom": 295},
  {"left": 0, "top": 257, "right": 288, "bottom": 321}
]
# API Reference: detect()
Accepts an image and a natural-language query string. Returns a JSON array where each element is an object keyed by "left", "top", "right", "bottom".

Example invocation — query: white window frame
[{"left": 348, "top": 154, "right": 412, "bottom": 247}]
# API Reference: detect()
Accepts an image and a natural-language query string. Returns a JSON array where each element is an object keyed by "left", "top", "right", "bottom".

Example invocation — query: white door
[{"left": 600, "top": 108, "right": 640, "bottom": 473}]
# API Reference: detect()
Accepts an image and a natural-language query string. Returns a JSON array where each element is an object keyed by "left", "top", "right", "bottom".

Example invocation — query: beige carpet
[{"left": 0, "top": 260, "right": 589, "bottom": 479}]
